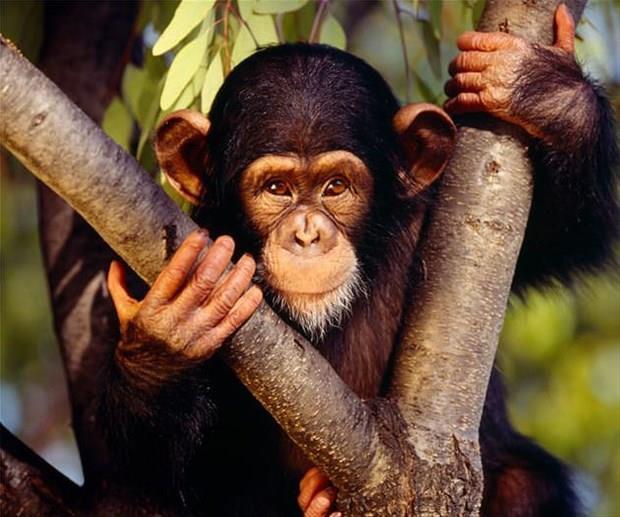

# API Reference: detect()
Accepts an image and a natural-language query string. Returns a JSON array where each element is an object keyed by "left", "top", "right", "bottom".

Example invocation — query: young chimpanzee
[{"left": 102, "top": 5, "right": 617, "bottom": 516}]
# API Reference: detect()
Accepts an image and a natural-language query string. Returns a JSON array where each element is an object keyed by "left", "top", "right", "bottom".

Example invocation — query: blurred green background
[{"left": 1, "top": 1, "right": 618, "bottom": 514}]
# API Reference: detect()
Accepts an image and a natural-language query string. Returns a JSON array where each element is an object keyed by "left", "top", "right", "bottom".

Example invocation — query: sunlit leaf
[
  {"left": 102, "top": 97, "right": 133, "bottom": 152},
  {"left": 251, "top": 16, "right": 280, "bottom": 45},
  {"left": 160, "top": 29, "right": 210, "bottom": 110},
  {"left": 231, "top": 4, "right": 279, "bottom": 67},
  {"left": 171, "top": 78, "right": 198, "bottom": 112},
  {"left": 201, "top": 52, "right": 224, "bottom": 113},
  {"left": 421, "top": 21, "right": 441, "bottom": 78},
  {"left": 153, "top": 0, "right": 214, "bottom": 56},
  {"left": 319, "top": 13, "right": 346, "bottom": 50},
  {"left": 254, "top": 0, "right": 308, "bottom": 14},
  {"left": 231, "top": 27, "right": 257, "bottom": 67}
]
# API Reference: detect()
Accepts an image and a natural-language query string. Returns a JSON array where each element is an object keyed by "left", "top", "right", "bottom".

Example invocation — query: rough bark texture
[
  {"left": 0, "top": 35, "right": 383, "bottom": 498},
  {"left": 0, "top": 0, "right": 587, "bottom": 513},
  {"left": 387, "top": 0, "right": 587, "bottom": 514},
  {"left": 36, "top": 0, "right": 140, "bottom": 484}
]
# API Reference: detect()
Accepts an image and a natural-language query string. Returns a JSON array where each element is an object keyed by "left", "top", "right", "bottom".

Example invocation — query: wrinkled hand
[
  {"left": 444, "top": 3, "right": 575, "bottom": 137},
  {"left": 298, "top": 467, "right": 340, "bottom": 517},
  {"left": 108, "top": 230, "right": 262, "bottom": 364}
]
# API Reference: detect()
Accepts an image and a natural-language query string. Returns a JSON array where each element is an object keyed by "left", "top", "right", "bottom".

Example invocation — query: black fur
[
  {"left": 98, "top": 43, "right": 617, "bottom": 515},
  {"left": 512, "top": 45, "right": 619, "bottom": 288}
]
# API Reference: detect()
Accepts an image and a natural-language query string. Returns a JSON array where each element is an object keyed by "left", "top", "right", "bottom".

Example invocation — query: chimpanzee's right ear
[{"left": 155, "top": 109, "right": 210, "bottom": 205}]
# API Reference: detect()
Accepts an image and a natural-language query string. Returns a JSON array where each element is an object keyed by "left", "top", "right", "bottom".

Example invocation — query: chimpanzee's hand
[
  {"left": 298, "top": 467, "right": 340, "bottom": 517},
  {"left": 107, "top": 230, "right": 262, "bottom": 381},
  {"left": 444, "top": 4, "right": 575, "bottom": 139}
]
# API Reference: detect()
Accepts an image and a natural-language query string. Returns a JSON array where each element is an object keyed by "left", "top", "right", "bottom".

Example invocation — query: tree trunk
[
  {"left": 0, "top": 0, "right": 586, "bottom": 513},
  {"left": 36, "top": 0, "right": 141, "bottom": 485}
]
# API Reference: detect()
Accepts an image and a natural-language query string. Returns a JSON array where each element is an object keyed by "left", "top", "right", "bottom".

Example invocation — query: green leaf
[
  {"left": 102, "top": 97, "right": 134, "bottom": 152},
  {"left": 231, "top": 26, "right": 257, "bottom": 67},
  {"left": 122, "top": 64, "right": 146, "bottom": 123},
  {"left": 201, "top": 52, "right": 224, "bottom": 113},
  {"left": 428, "top": 0, "right": 442, "bottom": 38},
  {"left": 252, "top": 17, "right": 280, "bottom": 46},
  {"left": 0, "top": 0, "right": 43, "bottom": 62},
  {"left": 171, "top": 76, "right": 198, "bottom": 112},
  {"left": 471, "top": 0, "right": 485, "bottom": 27},
  {"left": 137, "top": 78, "right": 165, "bottom": 159},
  {"left": 421, "top": 21, "right": 441, "bottom": 79},
  {"left": 160, "top": 29, "right": 210, "bottom": 110},
  {"left": 231, "top": 3, "right": 279, "bottom": 67},
  {"left": 153, "top": 0, "right": 215, "bottom": 56},
  {"left": 412, "top": 72, "right": 437, "bottom": 104},
  {"left": 319, "top": 14, "right": 346, "bottom": 50},
  {"left": 254, "top": 0, "right": 308, "bottom": 14}
]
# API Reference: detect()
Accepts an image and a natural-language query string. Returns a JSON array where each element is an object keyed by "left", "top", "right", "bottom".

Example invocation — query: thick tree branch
[
  {"left": 36, "top": 0, "right": 140, "bottom": 483},
  {"left": 0, "top": 0, "right": 588, "bottom": 511},
  {"left": 0, "top": 36, "right": 388, "bottom": 495},
  {"left": 387, "top": 0, "right": 586, "bottom": 513},
  {"left": 0, "top": 425, "right": 80, "bottom": 515}
]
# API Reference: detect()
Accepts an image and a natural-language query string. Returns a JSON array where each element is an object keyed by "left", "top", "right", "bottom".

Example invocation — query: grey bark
[
  {"left": 0, "top": 0, "right": 586, "bottom": 513},
  {"left": 0, "top": 34, "right": 382, "bottom": 496},
  {"left": 36, "top": 0, "right": 140, "bottom": 483}
]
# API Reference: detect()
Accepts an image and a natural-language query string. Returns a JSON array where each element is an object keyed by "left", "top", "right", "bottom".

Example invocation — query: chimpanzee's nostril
[{"left": 294, "top": 234, "right": 306, "bottom": 247}]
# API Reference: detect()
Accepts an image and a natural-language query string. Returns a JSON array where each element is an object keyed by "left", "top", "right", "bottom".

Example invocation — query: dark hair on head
[{"left": 204, "top": 43, "right": 403, "bottom": 203}]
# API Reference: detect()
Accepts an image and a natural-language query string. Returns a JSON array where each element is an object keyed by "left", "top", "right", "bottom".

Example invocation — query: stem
[
  {"left": 308, "top": 0, "right": 329, "bottom": 43},
  {"left": 222, "top": 0, "right": 232, "bottom": 75}
]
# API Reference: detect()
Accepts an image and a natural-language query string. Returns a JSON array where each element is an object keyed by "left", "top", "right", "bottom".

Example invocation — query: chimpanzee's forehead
[{"left": 206, "top": 44, "right": 402, "bottom": 179}]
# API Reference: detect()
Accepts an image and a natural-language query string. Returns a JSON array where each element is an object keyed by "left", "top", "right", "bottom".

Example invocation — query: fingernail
[{"left": 217, "top": 235, "right": 235, "bottom": 250}]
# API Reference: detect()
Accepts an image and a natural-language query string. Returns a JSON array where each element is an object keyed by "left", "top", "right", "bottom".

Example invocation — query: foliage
[{"left": 0, "top": 0, "right": 618, "bottom": 513}]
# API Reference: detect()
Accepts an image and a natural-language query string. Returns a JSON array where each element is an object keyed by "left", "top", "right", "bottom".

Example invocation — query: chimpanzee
[{"left": 101, "top": 5, "right": 617, "bottom": 516}]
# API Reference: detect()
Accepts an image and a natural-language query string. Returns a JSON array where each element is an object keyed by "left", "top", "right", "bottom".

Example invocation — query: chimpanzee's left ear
[
  {"left": 155, "top": 109, "right": 210, "bottom": 205},
  {"left": 393, "top": 103, "right": 456, "bottom": 194}
]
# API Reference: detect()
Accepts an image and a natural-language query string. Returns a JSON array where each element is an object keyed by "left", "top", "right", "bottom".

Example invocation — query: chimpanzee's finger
[
  {"left": 554, "top": 3, "right": 575, "bottom": 53},
  {"left": 303, "top": 487, "right": 336, "bottom": 517},
  {"left": 448, "top": 51, "right": 493, "bottom": 76},
  {"left": 174, "top": 235, "right": 236, "bottom": 312},
  {"left": 298, "top": 468, "right": 331, "bottom": 512},
  {"left": 201, "top": 285, "right": 263, "bottom": 350},
  {"left": 443, "top": 92, "right": 486, "bottom": 115},
  {"left": 197, "top": 253, "right": 255, "bottom": 323},
  {"left": 147, "top": 229, "right": 210, "bottom": 306},
  {"left": 457, "top": 31, "right": 523, "bottom": 52},
  {"left": 107, "top": 261, "right": 140, "bottom": 329},
  {"left": 444, "top": 72, "right": 485, "bottom": 97}
]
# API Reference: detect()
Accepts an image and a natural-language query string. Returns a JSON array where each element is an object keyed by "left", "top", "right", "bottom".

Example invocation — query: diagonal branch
[{"left": 0, "top": 36, "right": 388, "bottom": 496}]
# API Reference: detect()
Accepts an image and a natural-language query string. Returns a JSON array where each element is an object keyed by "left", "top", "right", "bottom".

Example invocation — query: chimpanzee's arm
[
  {"left": 98, "top": 231, "right": 262, "bottom": 495},
  {"left": 98, "top": 329, "right": 217, "bottom": 494},
  {"left": 511, "top": 48, "right": 618, "bottom": 287},
  {"left": 444, "top": 5, "right": 618, "bottom": 288}
]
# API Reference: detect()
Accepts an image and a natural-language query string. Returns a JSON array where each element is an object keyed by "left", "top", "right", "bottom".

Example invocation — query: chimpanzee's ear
[
  {"left": 155, "top": 109, "right": 210, "bottom": 205},
  {"left": 393, "top": 103, "right": 456, "bottom": 194}
]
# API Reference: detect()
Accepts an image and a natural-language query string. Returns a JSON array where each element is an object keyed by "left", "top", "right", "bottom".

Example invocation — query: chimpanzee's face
[
  {"left": 237, "top": 150, "right": 373, "bottom": 338},
  {"left": 154, "top": 44, "right": 455, "bottom": 341}
]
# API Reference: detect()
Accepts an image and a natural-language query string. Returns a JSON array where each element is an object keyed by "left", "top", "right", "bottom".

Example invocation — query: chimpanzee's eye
[
  {"left": 264, "top": 179, "right": 291, "bottom": 196},
  {"left": 323, "top": 177, "right": 348, "bottom": 197}
]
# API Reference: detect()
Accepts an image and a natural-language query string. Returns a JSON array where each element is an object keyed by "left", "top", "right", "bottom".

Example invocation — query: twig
[{"left": 309, "top": 0, "right": 330, "bottom": 43}]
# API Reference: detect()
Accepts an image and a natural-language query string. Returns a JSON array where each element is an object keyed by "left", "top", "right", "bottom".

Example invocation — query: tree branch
[
  {"left": 0, "top": 36, "right": 388, "bottom": 495},
  {"left": 0, "top": 425, "right": 81, "bottom": 515}
]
